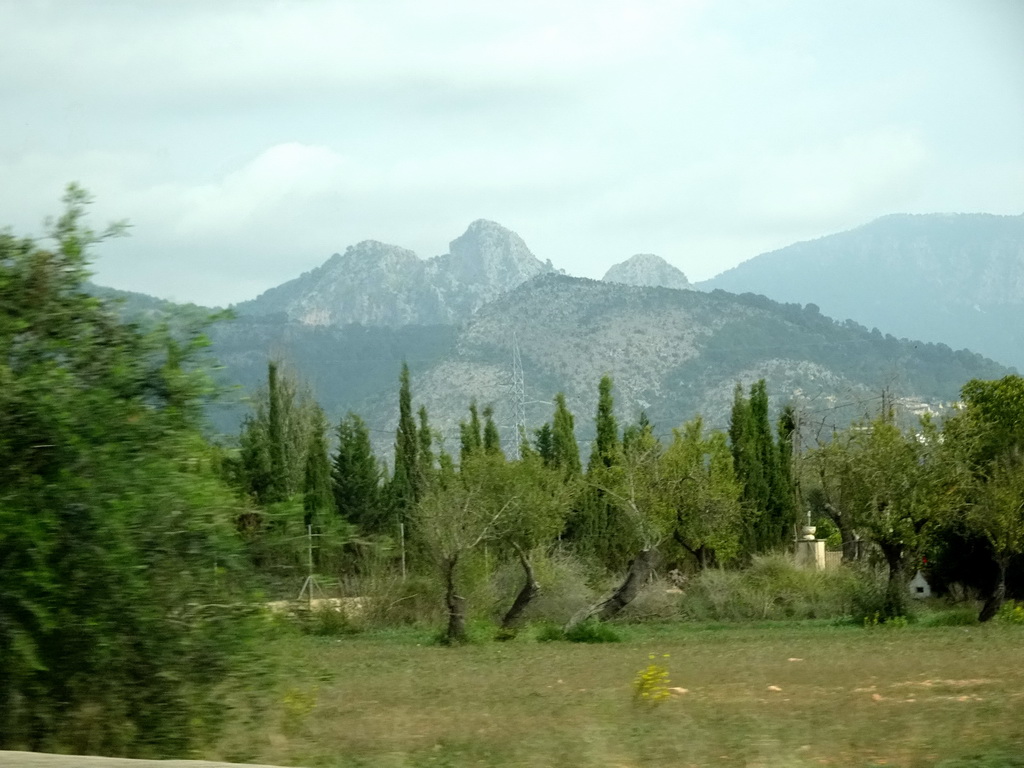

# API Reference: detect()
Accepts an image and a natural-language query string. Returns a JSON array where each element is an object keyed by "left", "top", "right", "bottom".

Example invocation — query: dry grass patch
[{"left": 213, "top": 622, "right": 1024, "bottom": 768}]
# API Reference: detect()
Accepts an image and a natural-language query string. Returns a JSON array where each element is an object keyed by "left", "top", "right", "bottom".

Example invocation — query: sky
[{"left": 2, "top": 0, "right": 1023, "bottom": 307}]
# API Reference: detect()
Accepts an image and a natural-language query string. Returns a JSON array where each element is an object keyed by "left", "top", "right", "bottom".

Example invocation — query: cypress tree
[
  {"left": 417, "top": 405, "right": 435, "bottom": 487},
  {"left": 588, "top": 375, "right": 619, "bottom": 472},
  {"left": 391, "top": 362, "right": 419, "bottom": 520},
  {"left": 774, "top": 403, "right": 799, "bottom": 543},
  {"left": 551, "top": 392, "right": 582, "bottom": 478},
  {"left": 534, "top": 422, "right": 555, "bottom": 466},
  {"left": 333, "top": 412, "right": 383, "bottom": 533},
  {"left": 303, "top": 405, "right": 335, "bottom": 528},
  {"left": 483, "top": 405, "right": 503, "bottom": 456},
  {"left": 579, "top": 376, "right": 633, "bottom": 571},
  {"left": 459, "top": 401, "right": 483, "bottom": 462},
  {"left": 265, "top": 360, "right": 288, "bottom": 503}
]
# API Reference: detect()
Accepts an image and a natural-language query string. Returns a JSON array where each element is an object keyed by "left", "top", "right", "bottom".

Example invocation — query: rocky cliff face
[
  {"left": 602, "top": 253, "right": 691, "bottom": 290},
  {"left": 235, "top": 220, "right": 553, "bottom": 327}
]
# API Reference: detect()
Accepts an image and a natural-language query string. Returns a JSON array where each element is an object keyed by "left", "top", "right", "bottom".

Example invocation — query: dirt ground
[{"left": 0, "top": 753, "right": 298, "bottom": 768}]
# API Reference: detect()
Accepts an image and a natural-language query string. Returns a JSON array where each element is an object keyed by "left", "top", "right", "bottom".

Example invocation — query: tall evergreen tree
[
  {"left": 333, "top": 412, "right": 383, "bottom": 533},
  {"left": 534, "top": 422, "right": 555, "bottom": 466},
  {"left": 391, "top": 362, "right": 419, "bottom": 520},
  {"left": 266, "top": 360, "right": 288, "bottom": 503},
  {"left": 588, "top": 375, "right": 619, "bottom": 472},
  {"left": 417, "top": 405, "right": 435, "bottom": 487},
  {"left": 775, "top": 403, "right": 799, "bottom": 539},
  {"left": 483, "top": 405, "right": 503, "bottom": 456},
  {"left": 238, "top": 361, "right": 319, "bottom": 506},
  {"left": 303, "top": 405, "right": 335, "bottom": 528},
  {"left": 551, "top": 392, "right": 582, "bottom": 478},
  {"left": 459, "top": 401, "right": 484, "bottom": 462}
]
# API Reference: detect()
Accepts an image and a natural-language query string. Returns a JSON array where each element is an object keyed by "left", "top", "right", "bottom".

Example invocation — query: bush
[
  {"left": 677, "top": 555, "right": 866, "bottom": 622},
  {"left": 620, "top": 578, "right": 685, "bottom": 622},
  {"left": 564, "top": 620, "right": 622, "bottom": 644},
  {"left": 995, "top": 601, "right": 1024, "bottom": 625},
  {"left": 301, "top": 606, "right": 360, "bottom": 636},
  {"left": 509, "top": 551, "right": 599, "bottom": 625}
]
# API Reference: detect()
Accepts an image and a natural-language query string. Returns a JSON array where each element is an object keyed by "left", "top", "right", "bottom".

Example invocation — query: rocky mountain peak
[
  {"left": 237, "top": 220, "right": 553, "bottom": 328},
  {"left": 442, "top": 219, "right": 547, "bottom": 286},
  {"left": 602, "top": 253, "right": 691, "bottom": 290}
]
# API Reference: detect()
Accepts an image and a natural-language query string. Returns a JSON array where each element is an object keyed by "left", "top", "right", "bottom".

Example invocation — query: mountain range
[
  {"left": 700, "top": 213, "right": 1024, "bottom": 371},
  {"left": 91, "top": 214, "right": 1022, "bottom": 453}
]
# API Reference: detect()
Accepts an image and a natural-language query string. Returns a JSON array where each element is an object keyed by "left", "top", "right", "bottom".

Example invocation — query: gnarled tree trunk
[
  {"left": 565, "top": 547, "right": 660, "bottom": 631},
  {"left": 979, "top": 558, "right": 1008, "bottom": 623},
  {"left": 443, "top": 554, "right": 467, "bottom": 645},
  {"left": 500, "top": 544, "right": 540, "bottom": 631}
]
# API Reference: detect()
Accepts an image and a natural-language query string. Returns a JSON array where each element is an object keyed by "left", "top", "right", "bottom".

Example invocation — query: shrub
[
  {"left": 301, "top": 606, "right": 360, "bottom": 636},
  {"left": 677, "top": 554, "right": 866, "bottom": 622},
  {"left": 995, "top": 601, "right": 1024, "bottom": 625},
  {"left": 564, "top": 620, "right": 622, "bottom": 644}
]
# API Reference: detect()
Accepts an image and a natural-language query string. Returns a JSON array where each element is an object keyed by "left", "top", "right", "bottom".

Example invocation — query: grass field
[{"left": 214, "top": 620, "right": 1024, "bottom": 768}]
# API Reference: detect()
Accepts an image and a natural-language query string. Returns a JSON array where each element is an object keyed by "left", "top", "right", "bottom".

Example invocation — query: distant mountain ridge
[
  {"left": 208, "top": 273, "right": 1009, "bottom": 452},
  {"left": 234, "top": 219, "right": 555, "bottom": 327},
  {"left": 700, "top": 213, "right": 1024, "bottom": 371}
]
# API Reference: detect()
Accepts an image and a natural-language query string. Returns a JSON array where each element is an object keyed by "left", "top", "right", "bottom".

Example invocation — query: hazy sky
[{"left": 3, "top": 0, "right": 1022, "bottom": 307}]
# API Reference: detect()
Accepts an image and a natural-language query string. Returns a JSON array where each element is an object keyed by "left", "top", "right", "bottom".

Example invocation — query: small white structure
[
  {"left": 909, "top": 570, "right": 932, "bottom": 599},
  {"left": 794, "top": 523, "right": 826, "bottom": 570}
]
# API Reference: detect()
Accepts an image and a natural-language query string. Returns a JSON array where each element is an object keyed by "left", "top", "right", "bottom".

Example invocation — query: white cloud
[{"left": 0, "top": 0, "right": 1021, "bottom": 305}]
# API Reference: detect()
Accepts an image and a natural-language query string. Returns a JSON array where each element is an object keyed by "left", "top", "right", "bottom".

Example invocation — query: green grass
[{"left": 213, "top": 620, "right": 1024, "bottom": 768}]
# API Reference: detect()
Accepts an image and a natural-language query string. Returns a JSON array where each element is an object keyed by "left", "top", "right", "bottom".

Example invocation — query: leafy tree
[
  {"left": 663, "top": 418, "right": 744, "bottom": 569},
  {"left": 332, "top": 412, "right": 383, "bottom": 533},
  {"left": 415, "top": 455, "right": 511, "bottom": 645},
  {"left": 969, "top": 453, "right": 1024, "bottom": 621},
  {"left": 833, "top": 416, "right": 963, "bottom": 617},
  {"left": 0, "top": 186, "right": 252, "bottom": 755},
  {"left": 945, "top": 375, "right": 1024, "bottom": 618},
  {"left": 495, "top": 454, "right": 575, "bottom": 631},
  {"left": 567, "top": 419, "right": 667, "bottom": 627}
]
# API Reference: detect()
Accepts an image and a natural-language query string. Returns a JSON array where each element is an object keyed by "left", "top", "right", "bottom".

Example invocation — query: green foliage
[
  {"left": 563, "top": 620, "right": 622, "bottom": 643},
  {"left": 663, "top": 417, "right": 744, "bottom": 569},
  {"left": 588, "top": 375, "right": 619, "bottom": 472},
  {"left": 482, "top": 405, "right": 502, "bottom": 455},
  {"left": 729, "top": 380, "right": 792, "bottom": 555},
  {"left": 677, "top": 555, "right": 864, "bottom": 621},
  {"left": 238, "top": 361, "right": 321, "bottom": 506},
  {"left": 332, "top": 411, "right": 384, "bottom": 534},
  {"left": 391, "top": 362, "right": 419, "bottom": 519},
  {"left": 995, "top": 601, "right": 1024, "bottom": 625},
  {"left": 0, "top": 186, "right": 255, "bottom": 755},
  {"left": 300, "top": 607, "right": 360, "bottom": 637},
  {"left": 302, "top": 404, "right": 335, "bottom": 527},
  {"left": 550, "top": 392, "right": 582, "bottom": 478}
]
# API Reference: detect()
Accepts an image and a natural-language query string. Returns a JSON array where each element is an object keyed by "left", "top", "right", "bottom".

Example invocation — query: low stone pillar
[{"left": 795, "top": 538, "right": 826, "bottom": 570}]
